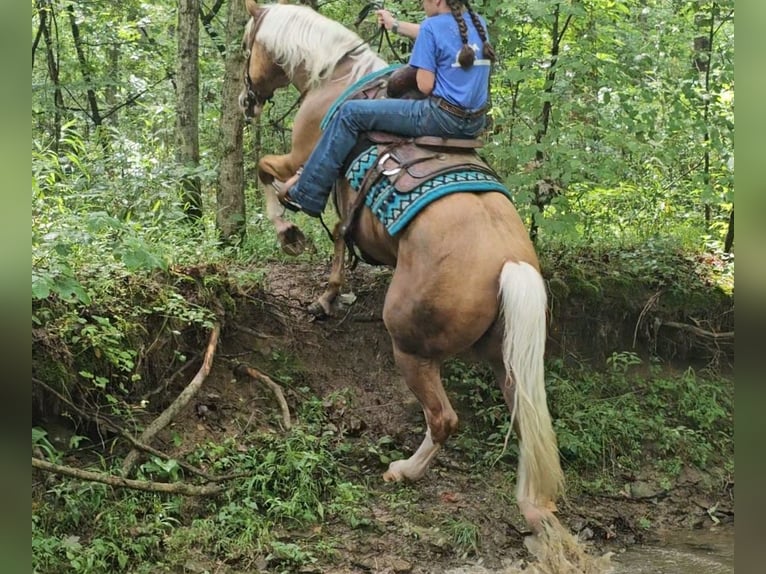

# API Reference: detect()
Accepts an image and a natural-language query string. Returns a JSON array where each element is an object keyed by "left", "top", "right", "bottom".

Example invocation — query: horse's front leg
[
  {"left": 258, "top": 154, "right": 309, "bottom": 256},
  {"left": 308, "top": 222, "right": 347, "bottom": 318}
]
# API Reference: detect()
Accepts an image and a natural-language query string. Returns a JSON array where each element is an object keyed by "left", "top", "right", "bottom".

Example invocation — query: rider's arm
[
  {"left": 375, "top": 9, "right": 420, "bottom": 40},
  {"left": 415, "top": 69, "right": 435, "bottom": 95}
]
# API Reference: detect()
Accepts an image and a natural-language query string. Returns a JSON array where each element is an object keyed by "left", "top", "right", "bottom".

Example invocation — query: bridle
[
  {"left": 242, "top": 50, "right": 274, "bottom": 120},
  {"left": 241, "top": 10, "right": 275, "bottom": 121}
]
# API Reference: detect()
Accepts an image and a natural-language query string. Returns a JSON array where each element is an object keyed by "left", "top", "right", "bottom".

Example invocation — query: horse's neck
[{"left": 291, "top": 55, "right": 382, "bottom": 103}]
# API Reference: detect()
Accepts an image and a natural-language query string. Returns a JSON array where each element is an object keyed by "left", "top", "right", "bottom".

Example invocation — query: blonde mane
[{"left": 253, "top": 4, "right": 386, "bottom": 89}]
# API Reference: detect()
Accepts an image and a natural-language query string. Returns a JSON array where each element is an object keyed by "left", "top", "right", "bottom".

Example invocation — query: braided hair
[{"left": 446, "top": 0, "right": 496, "bottom": 68}]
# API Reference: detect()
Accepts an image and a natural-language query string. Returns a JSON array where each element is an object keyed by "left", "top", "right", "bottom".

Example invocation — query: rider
[{"left": 277, "top": 0, "right": 495, "bottom": 217}]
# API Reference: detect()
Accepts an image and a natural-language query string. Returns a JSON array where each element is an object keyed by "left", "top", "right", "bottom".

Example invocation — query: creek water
[
  {"left": 611, "top": 525, "right": 734, "bottom": 574},
  {"left": 444, "top": 524, "right": 734, "bottom": 574}
]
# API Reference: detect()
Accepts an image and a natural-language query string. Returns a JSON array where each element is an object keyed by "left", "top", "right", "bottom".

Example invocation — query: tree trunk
[
  {"left": 723, "top": 210, "right": 733, "bottom": 253},
  {"left": 529, "top": 4, "right": 572, "bottom": 241},
  {"left": 66, "top": 4, "right": 102, "bottom": 127},
  {"left": 175, "top": 0, "right": 202, "bottom": 220},
  {"left": 37, "top": 0, "right": 63, "bottom": 148},
  {"left": 200, "top": 0, "right": 227, "bottom": 56},
  {"left": 215, "top": 0, "right": 248, "bottom": 243}
]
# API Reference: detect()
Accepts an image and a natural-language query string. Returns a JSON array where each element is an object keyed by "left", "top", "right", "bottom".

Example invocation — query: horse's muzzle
[{"left": 238, "top": 90, "right": 265, "bottom": 122}]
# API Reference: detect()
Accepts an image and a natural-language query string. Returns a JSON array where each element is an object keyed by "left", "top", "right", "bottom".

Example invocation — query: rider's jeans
[{"left": 289, "top": 97, "right": 486, "bottom": 217}]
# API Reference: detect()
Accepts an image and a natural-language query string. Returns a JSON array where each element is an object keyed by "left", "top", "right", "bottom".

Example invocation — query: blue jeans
[{"left": 289, "top": 98, "right": 486, "bottom": 216}]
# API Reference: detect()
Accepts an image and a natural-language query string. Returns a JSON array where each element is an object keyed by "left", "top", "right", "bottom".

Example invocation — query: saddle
[{"left": 364, "top": 131, "right": 495, "bottom": 195}]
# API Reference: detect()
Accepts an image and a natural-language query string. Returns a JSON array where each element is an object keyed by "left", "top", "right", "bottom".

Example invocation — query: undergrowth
[
  {"left": 32, "top": 129, "right": 734, "bottom": 573},
  {"left": 32, "top": 396, "right": 369, "bottom": 573},
  {"left": 444, "top": 352, "right": 733, "bottom": 493}
]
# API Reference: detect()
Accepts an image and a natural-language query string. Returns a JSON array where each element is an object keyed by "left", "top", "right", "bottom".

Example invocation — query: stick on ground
[
  {"left": 33, "top": 457, "right": 223, "bottom": 496},
  {"left": 234, "top": 363, "right": 292, "bottom": 430}
]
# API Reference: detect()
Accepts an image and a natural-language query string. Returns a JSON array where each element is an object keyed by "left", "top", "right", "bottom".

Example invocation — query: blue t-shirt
[{"left": 409, "top": 13, "right": 491, "bottom": 112}]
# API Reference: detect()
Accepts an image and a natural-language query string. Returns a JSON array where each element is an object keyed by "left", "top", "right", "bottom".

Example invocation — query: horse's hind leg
[{"left": 383, "top": 346, "right": 458, "bottom": 482}]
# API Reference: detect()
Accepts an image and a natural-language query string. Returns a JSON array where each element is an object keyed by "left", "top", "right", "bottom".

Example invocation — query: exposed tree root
[
  {"left": 661, "top": 320, "right": 734, "bottom": 340},
  {"left": 233, "top": 362, "right": 292, "bottom": 430},
  {"left": 122, "top": 324, "right": 221, "bottom": 476}
]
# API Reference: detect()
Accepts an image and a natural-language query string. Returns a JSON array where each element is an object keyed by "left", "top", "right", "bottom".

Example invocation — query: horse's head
[
  {"left": 238, "top": 1, "right": 387, "bottom": 120},
  {"left": 239, "top": 1, "right": 290, "bottom": 119}
]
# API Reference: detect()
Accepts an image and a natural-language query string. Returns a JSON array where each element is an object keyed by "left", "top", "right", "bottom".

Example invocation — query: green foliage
[
  {"left": 32, "top": 428, "right": 63, "bottom": 464},
  {"left": 32, "top": 483, "right": 177, "bottom": 573},
  {"left": 443, "top": 351, "right": 732, "bottom": 491},
  {"left": 549, "top": 353, "right": 733, "bottom": 484},
  {"left": 33, "top": 397, "right": 369, "bottom": 573},
  {"left": 441, "top": 517, "right": 481, "bottom": 556}
]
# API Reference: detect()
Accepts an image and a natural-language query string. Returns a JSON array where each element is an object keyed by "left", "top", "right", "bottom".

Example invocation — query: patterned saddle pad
[{"left": 346, "top": 146, "right": 511, "bottom": 236}]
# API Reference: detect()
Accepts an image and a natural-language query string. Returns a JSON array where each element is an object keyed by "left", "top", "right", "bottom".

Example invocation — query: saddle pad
[
  {"left": 320, "top": 64, "right": 403, "bottom": 131},
  {"left": 345, "top": 146, "right": 512, "bottom": 236}
]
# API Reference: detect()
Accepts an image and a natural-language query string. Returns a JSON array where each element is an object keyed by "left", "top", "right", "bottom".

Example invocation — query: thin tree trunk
[
  {"left": 37, "top": 0, "right": 63, "bottom": 147},
  {"left": 215, "top": 0, "right": 248, "bottom": 242},
  {"left": 176, "top": 0, "right": 203, "bottom": 220},
  {"left": 529, "top": 4, "right": 572, "bottom": 240},
  {"left": 200, "top": 0, "right": 227, "bottom": 56},
  {"left": 695, "top": 2, "right": 717, "bottom": 224},
  {"left": 66, "top": 4, "right": 102, "bottom": 127},
  {"left": 105, "top": 44, "right": 120, "bottom": 126},
  {"left": 723, "top": 210, "right": 733, "bottom": 253}
]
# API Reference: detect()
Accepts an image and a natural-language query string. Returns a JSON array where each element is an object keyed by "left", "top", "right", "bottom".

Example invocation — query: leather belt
[{"left": 434, "top": 97, "right": 487, "bottom": 119}]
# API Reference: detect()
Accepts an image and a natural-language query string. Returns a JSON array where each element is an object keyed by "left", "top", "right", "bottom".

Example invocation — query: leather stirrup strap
[{"left": 339, "top": 142, "right": 399, "bottom": 239}]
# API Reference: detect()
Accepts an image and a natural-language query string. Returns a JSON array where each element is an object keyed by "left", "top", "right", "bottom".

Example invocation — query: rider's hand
[{"left": 375, "top": 9, "right": 396, "bottom": 31}]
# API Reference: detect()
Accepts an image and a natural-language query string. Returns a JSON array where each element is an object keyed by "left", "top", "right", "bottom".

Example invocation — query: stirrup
[
  {"left": 272, "top": 168, "right": 303, "bottom": 212},
  {"left": 271, "top": 181, "right": 302, "bottom": 212}
]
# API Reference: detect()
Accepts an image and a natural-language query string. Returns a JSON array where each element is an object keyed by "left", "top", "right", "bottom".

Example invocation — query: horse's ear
[{"left": 245, "top": 0, "right": 261, "bottom": 18}]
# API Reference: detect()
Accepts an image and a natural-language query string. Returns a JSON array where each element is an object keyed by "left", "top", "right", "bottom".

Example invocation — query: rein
[{"left": 354, "top": 2, "right": 408, "bottom": 65}]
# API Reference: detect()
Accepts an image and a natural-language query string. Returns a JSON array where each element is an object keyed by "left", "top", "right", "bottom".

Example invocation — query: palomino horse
[{"left": 239, "top": 1, "right": 564, "bottom": 533}]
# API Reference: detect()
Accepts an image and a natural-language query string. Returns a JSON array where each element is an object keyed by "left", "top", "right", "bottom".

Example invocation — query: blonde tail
[{"left": 499, "top": 261, "right": 564, "bottom": 511}]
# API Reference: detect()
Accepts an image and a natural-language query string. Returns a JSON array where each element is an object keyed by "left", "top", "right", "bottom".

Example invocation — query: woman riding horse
[{"left": 277, "top": 0, "right": 495, "bottom": 216}]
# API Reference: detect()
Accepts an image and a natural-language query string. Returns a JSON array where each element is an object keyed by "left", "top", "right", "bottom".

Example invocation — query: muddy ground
[{"left": 151, "top": 262, "right": 733, "bottom": 573}]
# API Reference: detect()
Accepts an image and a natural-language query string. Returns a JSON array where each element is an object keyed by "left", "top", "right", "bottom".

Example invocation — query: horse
[{"left": 239, "top": 1, "right": 564, "bottom": 534}]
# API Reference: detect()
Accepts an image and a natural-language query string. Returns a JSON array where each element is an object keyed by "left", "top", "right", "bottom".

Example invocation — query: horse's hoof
[
  {"left": 382, "top": 469, "right": 402, "bottom": 482},
  {"left": 278, "top": 225, "right": 308, "bottom": 256},
  {"left": 383, "top": 460, "right": 409, "bottom": 482}
]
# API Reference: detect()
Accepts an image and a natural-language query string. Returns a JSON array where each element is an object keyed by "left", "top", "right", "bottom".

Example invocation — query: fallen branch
[
  {"left": 32, "top": 457, "right": 223, "bottom": 496},
  {"left": 662, "top": 321, "right": 734, "bottom": 340},
  {"left": 122, "top": 324, "right": 221, "bottom": 476},
  {"left": 233, "top": 363, "right": 292, "bottom": 430}
]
